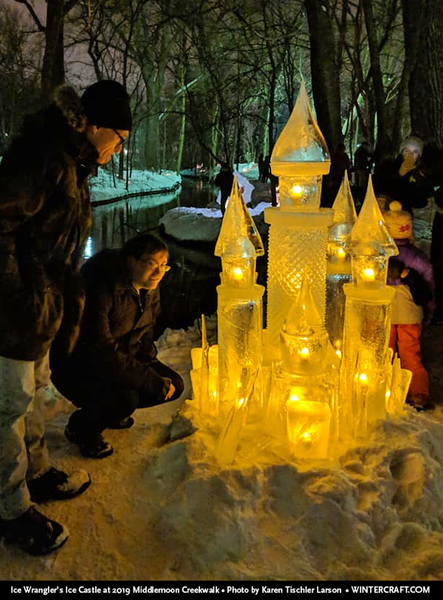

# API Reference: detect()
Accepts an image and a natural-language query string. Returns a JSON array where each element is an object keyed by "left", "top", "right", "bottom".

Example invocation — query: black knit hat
[{"left": 81, "top": 80, "right": 132, "bottom": 130}]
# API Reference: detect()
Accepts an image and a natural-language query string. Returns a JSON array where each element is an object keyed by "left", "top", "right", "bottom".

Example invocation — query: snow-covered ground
[
  {"left": 1, "top": 318, "right": 442, "bottom": 581},
  {"left": 90, "top": 168, "right": 181, "bottom": 203}
]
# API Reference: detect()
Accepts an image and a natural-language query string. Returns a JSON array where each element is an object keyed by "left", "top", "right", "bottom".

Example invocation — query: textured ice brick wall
[{"left": 266, "top": 225, "right": 328, "bottom": 344}]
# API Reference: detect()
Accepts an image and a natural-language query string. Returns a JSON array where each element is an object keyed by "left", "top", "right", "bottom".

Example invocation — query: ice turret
[
  {"left": 265, "top": 83, "right": 333, "bottom": 345},
  {"left": 214, "top": 178, "right": 265, "bottom": 464},
  {"left": 339, "top": 177, "right": 399, "bottom": 441},
  {"left": 326, "top": 172, "right": 357, "bottom": 352},
  {"left": 347, "top": 176, "right": 398, "bottom": 290}
]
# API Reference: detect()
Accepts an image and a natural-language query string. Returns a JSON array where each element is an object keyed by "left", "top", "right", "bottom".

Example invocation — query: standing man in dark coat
[
  {"left": 0, "top": 80, "right": 132, "bottom": 555},
  {"left": 51, "top": 234, "right": 184, "bottom": 460},
  {"left": 214, "top": 162, "right": 234, "bottom": 214}
]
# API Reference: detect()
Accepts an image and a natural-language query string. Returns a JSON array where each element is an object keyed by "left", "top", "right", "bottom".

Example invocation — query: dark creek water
[{"left": 87, "top": 178, "right": 223, "bottom": 335}]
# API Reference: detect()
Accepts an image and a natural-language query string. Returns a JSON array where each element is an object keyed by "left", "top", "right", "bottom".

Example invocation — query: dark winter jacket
[
  {"left": 60, "top": 249, "right": 170, "bottom": 398},
  {"left": 373, "top": 156, "right": 433, "bottom": 213},
  {"left": 0, "top": 87, "right": 94, "bottom": 360}
]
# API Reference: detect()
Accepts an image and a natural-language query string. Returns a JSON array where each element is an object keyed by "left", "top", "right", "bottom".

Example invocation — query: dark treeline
[{"left": 1, "top": 0, "right": 443, "bottom": 175}]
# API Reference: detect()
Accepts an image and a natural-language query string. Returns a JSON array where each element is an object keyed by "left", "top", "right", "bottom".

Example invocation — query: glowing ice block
[{"left": 268, "top": 366, "right": 332, "bottom": 459}]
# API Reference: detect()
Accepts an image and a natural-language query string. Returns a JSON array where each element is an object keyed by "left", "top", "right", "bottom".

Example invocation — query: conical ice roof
[
  {"left": 271, "top": 80, "right": 330, "bottom": 175},
  {"left": 332, "top": 172, "right": 357, "bottom": 226},
  {"left": 215, "top": 176, "right": 265, "bottom": 257},
  {"left": 347, "top": 176, "right": 398, "bottom": 258},
  {"left": 284, "top": 277, "right": 323, "bottom": 336}
]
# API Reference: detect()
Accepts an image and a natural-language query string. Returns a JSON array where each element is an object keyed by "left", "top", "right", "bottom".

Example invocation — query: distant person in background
[
  {"left": 51, "top": 235, "right": 184, "bottom": 460},
  {"left": 373, "top": 136, "right": 433, "bottom": 213},
  {"left": 214, "top": 162, "right": 234, "bottom": 215},
  {"left": 262, "top": 155, "right": 271, "bottom": 183},
  {"left": 330, "top": 143, "right": 351, "bottom": 186},
  {"left": 354, "top": 141, "right": 372, "bottom": 188},
  {"left": 258, "top": 153, "right": 265, "bottom": 182}
]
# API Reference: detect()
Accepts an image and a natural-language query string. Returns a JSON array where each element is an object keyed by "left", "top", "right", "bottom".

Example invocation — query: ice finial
[
  {"left": 347, "top": 176, "right": 397, "bottom": 256},
  {"left": 346, "top": 175, "right": 398, "bottom": 289},
  {"left": 280, "top": 277, "right": 329, "bottom": 375},
  {"left": 215, "top": 176, "right": 264, "bottom": 257},
  {"left": 271, "top": 80, "right": 330, "bottom": 176},
  {"left": 328, "top": 171, "right": 357, "bottom": 267},
  {"left": 284, "top": 277, "right": 323, "bottom": 336},
  {"left": 332, "top": 171, "right": 357, "bottom": 227}
]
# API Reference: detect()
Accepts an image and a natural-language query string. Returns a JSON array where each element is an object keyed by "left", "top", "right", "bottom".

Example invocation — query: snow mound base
[{"left": 145, "top": 403, "right": 443, "bottom": 581}]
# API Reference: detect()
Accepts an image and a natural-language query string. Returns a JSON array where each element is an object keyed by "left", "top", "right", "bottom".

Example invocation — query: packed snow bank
[
  {"left": 160, "top": 202, "right": 270, "bottom": 243},
  {"left": 90, "top": 168, "right": 181, "bottom": 203},
  {"left": 148, "top": 402, "right": 443, "bottom": 580},
  {"left": 1, "top": 320, "right": 442, "bottom": 581}
]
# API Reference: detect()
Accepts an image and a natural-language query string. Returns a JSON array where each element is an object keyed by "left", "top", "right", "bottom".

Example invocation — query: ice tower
[
  {"left": 326, "top": 172, "right": 357, "bottom": 352},
  {"left": 266, "top": 81, "right": 333, "bottom": 345},
  {"left": 214, "top": 178, "right": 265, "bottom": 421},
  {"left": 339, "top": 177, "right": 398, "bottom": 440}
]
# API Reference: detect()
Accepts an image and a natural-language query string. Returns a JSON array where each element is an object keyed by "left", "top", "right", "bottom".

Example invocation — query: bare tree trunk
[
  {"left": 361, "top": 0, "right": 390, "bottom": 160},
  {"left": 402, "top": 0, "right": 443, "bottom": 146},
  {"left": 304, "top": 0, "right": 342, "bottom": 153},
  {"left": 41, "top": 0, "right": 65, "bottom": 99}
]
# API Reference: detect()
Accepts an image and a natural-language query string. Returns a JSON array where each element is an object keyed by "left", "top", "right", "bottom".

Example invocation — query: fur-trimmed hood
[{"left": 52, "top": 85, "right": 88, "bottom": 133}]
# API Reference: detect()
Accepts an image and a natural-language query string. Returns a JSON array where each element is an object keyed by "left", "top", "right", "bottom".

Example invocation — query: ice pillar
[
  {"left": 339, "top": 177, "right": 398, "bottom": 441},
  {"left": 326, "top": 172, "right": 357, "bottom": 353},
  {"left": 266, "top": 81, "right": 333, "bottom": 345},
  {"left": 214, "top": 178, "right": 265, "bottom": 464}
]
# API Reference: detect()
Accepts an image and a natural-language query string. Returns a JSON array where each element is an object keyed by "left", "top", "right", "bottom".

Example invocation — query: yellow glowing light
[
  {"left": 300, "top": 347, "right": 310, "bottom": 357},
  {"left": 336, "top": 247, "right": 346, "bottom": 258},
  {"left": 362, "top": 268, "right": 375, "bottom": 280},
  {"left": 290, "top": 184, "right": 303, "bottom": 199},
  {"left": 359, "top": 373, "right": 368, "bottom": 383},
  {"left": 301, "top": 432, "right": 312, "bottom": 442},
  {"left": 385, "top": 389, "right": 391, "bottom": 398},
  {"left": 233, "top": 267, "right": 243, "bottom": 279},
  {"left": 237, "top": 397, "right": 245, "bottom": 407},
  {"left": 336, "top": 349, "right": 342, "bottom": 359},
  {"left": 289, "top": 394, "right": 300, "bottom": 402}
]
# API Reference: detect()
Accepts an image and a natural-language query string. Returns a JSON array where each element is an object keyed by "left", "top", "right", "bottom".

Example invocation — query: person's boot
[
  {"left": 65, "top": 421, "right": 113, "bottom": 459},
  {"left": 27, "top": 467, "right": 91, "bottom": 503},
  {"left": 107, "top": 416, "right": 134, "bottom": 430},
  {"left": 0, "top": 506, "right": 68, "bottom": 555}
]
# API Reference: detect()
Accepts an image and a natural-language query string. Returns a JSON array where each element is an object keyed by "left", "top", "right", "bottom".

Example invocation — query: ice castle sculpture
[{"left": 188, "top": 83, "right": 412, "bottom": 465}]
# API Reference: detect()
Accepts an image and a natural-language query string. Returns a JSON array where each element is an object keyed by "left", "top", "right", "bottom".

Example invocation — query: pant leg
[
  {"left": 68, "top": 384, "right": 140, "bottom": 437},
  {"left": 138, "top": 361, "right": 184, "bottom": 408},
  {"left": 389, "top": 325, "right": 398, "bottom": 354},
  {"left": 0, "top": 356, "right": 35, "bottom": 519},
  {"left": 24, "top": 353, "right": 51, "bottom": 480},
  {"left": 396, "top": 324, "right": 429, "bottom": 397}
]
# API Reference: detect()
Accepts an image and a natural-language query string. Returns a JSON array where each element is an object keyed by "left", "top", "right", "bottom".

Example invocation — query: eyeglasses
[
  {"left": 112, "top": 129, "right": 126, "bottom": 148},
  {"left": 138, "top": 257, "right": 171, "bottom": 272}
]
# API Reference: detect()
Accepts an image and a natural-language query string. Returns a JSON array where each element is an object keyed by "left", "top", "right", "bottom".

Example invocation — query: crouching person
[{"left": 51, "top": 234, "right": 184, "bottom": 460}]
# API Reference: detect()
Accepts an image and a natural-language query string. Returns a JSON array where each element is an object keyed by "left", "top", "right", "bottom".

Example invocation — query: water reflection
[{"left": 87, "top": 179, "right": 221, "bottom": 333}]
